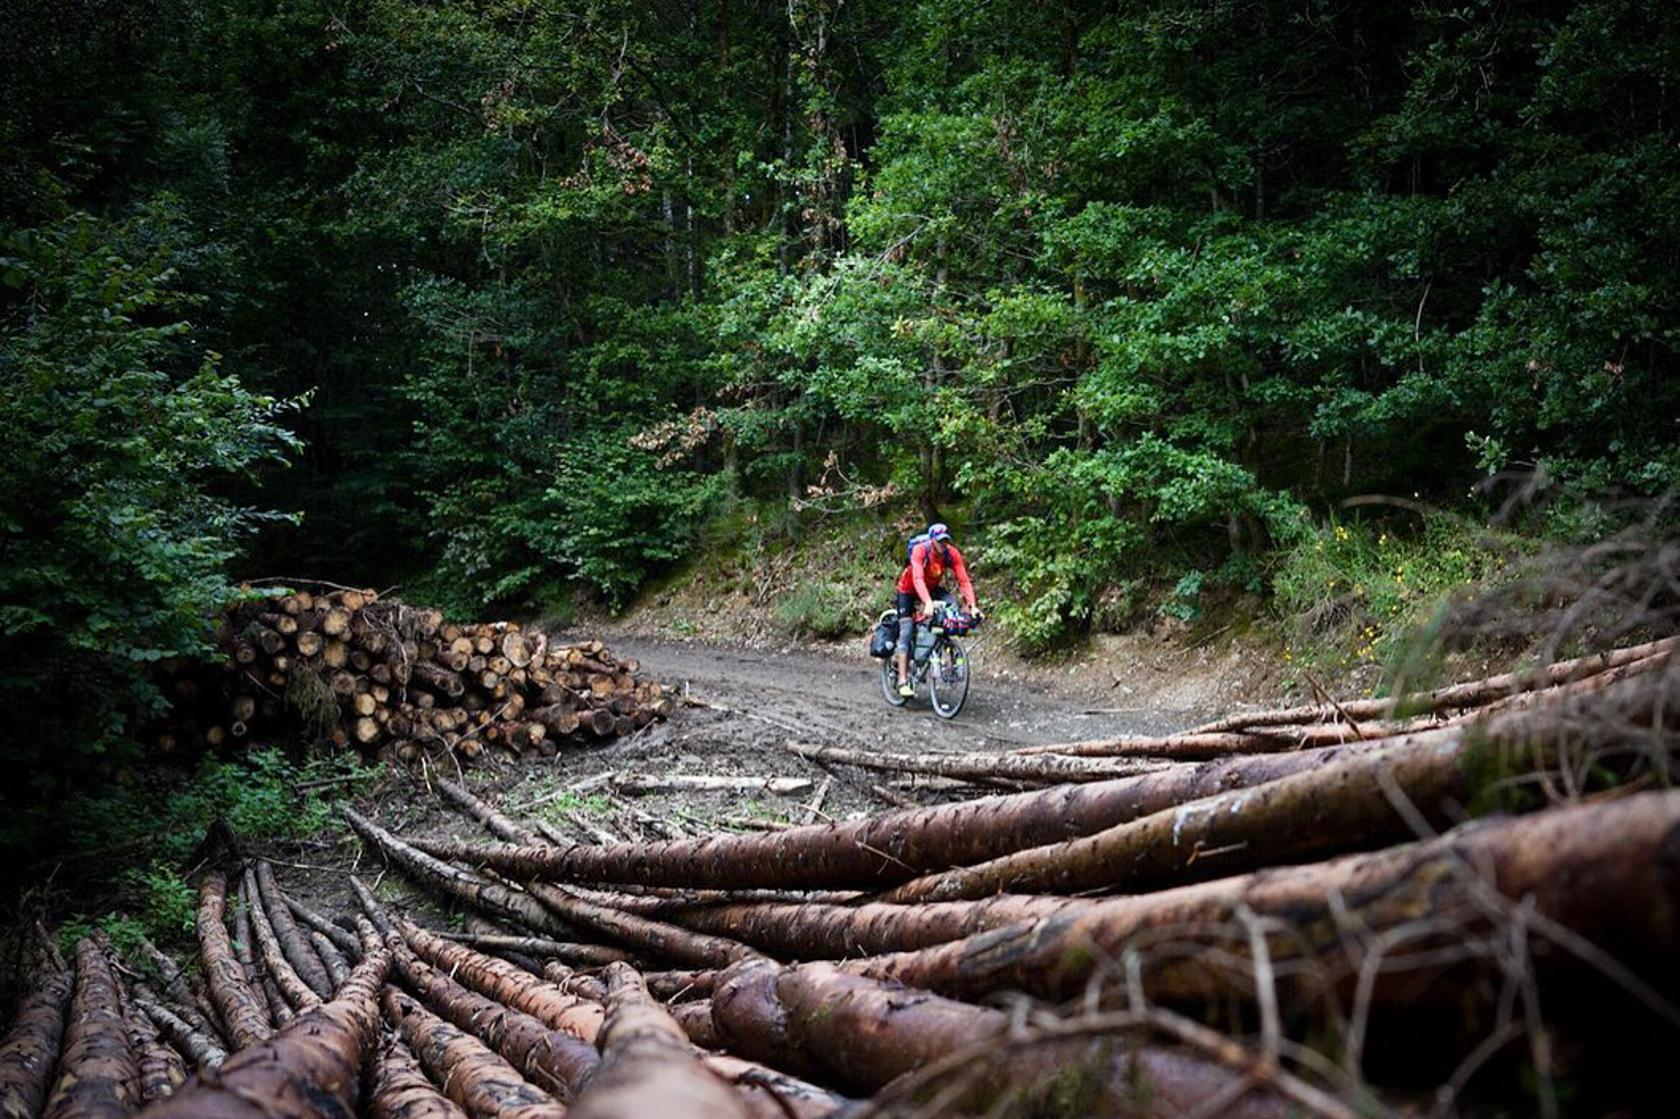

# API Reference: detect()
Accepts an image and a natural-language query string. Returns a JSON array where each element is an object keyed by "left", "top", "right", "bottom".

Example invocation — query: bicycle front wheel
[
  {"left": 928, "top": 637, "right": 970, "bottom": 719},
  {"left": 880, "top": 654, "right": 909, "bottom": 707}
]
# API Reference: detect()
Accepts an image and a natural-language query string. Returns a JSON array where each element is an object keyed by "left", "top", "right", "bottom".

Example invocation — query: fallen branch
[
  {"left": 612, "top": 775, "right": 815, "bottom": 796},
  {"left": 785, "top": 740, "right": 1179, "bottom": 783}
]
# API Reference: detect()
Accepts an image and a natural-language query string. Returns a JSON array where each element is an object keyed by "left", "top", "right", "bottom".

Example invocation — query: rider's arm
[
  {"left": 947, "top": 544, "right": 977, "bottom": 611},
  {"left": 910, "top": 543, "right": 934, "bottom": 611}
]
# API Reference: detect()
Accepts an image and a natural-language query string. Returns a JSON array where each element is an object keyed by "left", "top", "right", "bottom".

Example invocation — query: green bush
[
  {"left": 776, "top": 582, "right": 862, "bottom": 640},
  {"left": 44, "top": 747, "right": 376, "bottom": 948},
  {"left": 1272, "top": 512, "right": 1527, "bottom": 670},
  {"left": 0, "top": 209, "right": 301, "bottom": 800}
]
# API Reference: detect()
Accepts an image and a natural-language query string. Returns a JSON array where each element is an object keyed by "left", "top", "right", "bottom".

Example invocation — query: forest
[
  {"left": 6, "top": 0, "right": 1680, "bottom": 767},
  {"left": 3, "top": 3, "right": 1680, "bottom": 1117}
]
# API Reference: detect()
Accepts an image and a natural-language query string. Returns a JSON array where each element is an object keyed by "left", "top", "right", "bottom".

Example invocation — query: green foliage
[
  {"left": 125, "top": 862, "right": 198, "bottom": 940},
  {"left": 532, "top": 792, "right": 612, "bottom": 825},
  {"left": 1272, "top": 513, "right": 1527, "bottom": 671},
  {"left": 6, "top": 0, "right": 1680, "bottom": 688},
  {"left": 775, "top": 582, "right": 860, "bottom": 640},
  {"left": 57, "top": 915, "right": 154, "bottom": 965},
  {"left": 45, "top": 748, "right": 376, "bottom": 948},
  {"left": 0, "top": 208, "right": 301, "bottom": 806}
]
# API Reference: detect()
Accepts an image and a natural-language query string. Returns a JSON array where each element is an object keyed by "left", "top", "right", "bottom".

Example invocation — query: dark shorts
[{"left": 895, "top": 587, "right": 953, "bottom": 654}]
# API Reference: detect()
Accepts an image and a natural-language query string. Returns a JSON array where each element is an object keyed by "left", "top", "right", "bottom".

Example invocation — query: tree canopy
[{"left": 4, "top": 0, "right": 1678, "bottom": 756}]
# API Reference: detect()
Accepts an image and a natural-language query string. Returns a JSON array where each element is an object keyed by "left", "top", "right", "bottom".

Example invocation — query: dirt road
[
  {"left": 460, "top": 632, "right": 1217, "bottom": 828},
  {"left": 604, "top": 635, "right": 1211, "bottom": 752}
]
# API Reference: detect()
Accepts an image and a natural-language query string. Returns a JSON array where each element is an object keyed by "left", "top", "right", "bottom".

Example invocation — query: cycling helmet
[{"left": 927, "top": 522, "right": 951, "bottom": 541}]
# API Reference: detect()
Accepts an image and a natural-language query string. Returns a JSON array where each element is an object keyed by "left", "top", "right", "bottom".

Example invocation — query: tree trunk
[
  {"left": 565, "top": 963, "right": 749, "bottom": 1119},
  {"left": 141, "top": 947, "right": 389, "bottom": 1119},
  {"left": 42, "top": 940, "right": 141, "bottom": 1119}
]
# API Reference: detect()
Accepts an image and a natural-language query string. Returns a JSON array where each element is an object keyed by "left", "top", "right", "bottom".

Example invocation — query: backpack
[{"left": 905, "top": 533, "right": 946, "bottom": 567}]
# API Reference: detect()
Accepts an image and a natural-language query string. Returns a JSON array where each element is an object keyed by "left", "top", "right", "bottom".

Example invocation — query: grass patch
[
  {"left": 775, "top": 582, "right": 859, "bottom": 639},
  {"left": 1272, "top": 510, "right": 1529, "bottom": 680}
]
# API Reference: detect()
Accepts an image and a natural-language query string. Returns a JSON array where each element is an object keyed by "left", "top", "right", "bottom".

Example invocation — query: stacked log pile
[
  {"left": 7, "top": 640, "right": 1677, "bottom": 1118},
  {"left": 157, "top": 587, "right": 670, "bottom": 760}
]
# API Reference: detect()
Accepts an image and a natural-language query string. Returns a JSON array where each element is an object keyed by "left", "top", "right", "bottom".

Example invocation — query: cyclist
[{"left": 893, "top": 522, "right": 981, "bottom": 697}]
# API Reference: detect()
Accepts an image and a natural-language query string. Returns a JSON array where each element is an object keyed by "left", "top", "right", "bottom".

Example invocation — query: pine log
[
  {"left": 403, "top": 741, "right": 1386, "bottom": 890},
  {"left": 386, "top": 935, "right": 598, "bottom": 1099},
  {"left": 844, "top": 789, "right": 1680, "bottom": 1009},
  {"left": 1192, "top": 636, "right": 1677, "bottom": 734},
  {"left": 566, "top": 964, "right": 749, "bottom": 1119},
  {"left": 252, "top": 864, "right": 335, "bottom": 1000},
  {"left": 712, "top": 960, "right": 1292, "bottom": 1115},
  {"left": 138, "top": 946, "right": 389, "bottom": 1119},
  {"left": 242, "top": 868, "right": 323, "bottom": 1010},
  {"left": 0, "top": 965, "right": 72, "bottom": 1119},
  {"left": 42, "top": 940, "right": 140, "bottom": 1119},
  {"left": 399, "top": 921, "right": 604, "bottom": 1043},
  {"left": 194, "top": 872, "right": 272, "bottom": 1049},
  {"left": 341, "top": 808, "right": 565, "bottom": 936},
  {"left": 132, "top": 938, "right": 223, "bottom": 1047},
  {"left": 130, "top": 991, "right": 226, "bottom": 1072},
  {"left": 878, "top": 726, "right": 1477, "bottom": 903},
  {"left": 125, "top": 989, "right": 187, "bottom": 1104},
  {"left": 437, "top": 934, "right": 632, "bottom": 967},
  {"left": 381, "top": 989, "right": 567, "bottom": 1119},
  {"left": 368, "top": 1036, "right": 467, "bottom": 1119}
]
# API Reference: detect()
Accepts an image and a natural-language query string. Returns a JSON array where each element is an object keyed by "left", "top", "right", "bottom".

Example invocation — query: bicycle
[{"left": 877, "top": 600, "right": 980, "bottom": 719}]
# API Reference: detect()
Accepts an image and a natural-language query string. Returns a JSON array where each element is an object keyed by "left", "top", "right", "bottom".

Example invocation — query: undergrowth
[
  {"left": 48, "top": 747, "right": 379, "bottom": 954},
  {"left": 1272, "top": 511, "right": 1530, "bottom": 681}
]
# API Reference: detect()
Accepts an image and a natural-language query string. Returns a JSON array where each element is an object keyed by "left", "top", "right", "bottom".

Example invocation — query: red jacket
[{"left": 896, "top": 541, "right": 976, "bottom": 609}]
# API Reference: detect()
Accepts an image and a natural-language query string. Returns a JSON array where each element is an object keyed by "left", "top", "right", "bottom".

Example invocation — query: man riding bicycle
[{"left": 893, "top": 523, "right": 981, "bottom": 697}]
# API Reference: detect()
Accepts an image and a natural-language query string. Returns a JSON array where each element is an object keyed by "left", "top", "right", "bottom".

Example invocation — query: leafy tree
[{"left": 0, "top": 208, "right": 301, "bottom": 796}]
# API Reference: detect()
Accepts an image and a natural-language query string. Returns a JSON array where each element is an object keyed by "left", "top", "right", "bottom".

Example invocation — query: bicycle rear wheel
[
  {"left": 928, "top": 637, "right": 970, "bottom": 719},
  {"left": 880, "top": 654, "right": 909, "bottom": 706}
]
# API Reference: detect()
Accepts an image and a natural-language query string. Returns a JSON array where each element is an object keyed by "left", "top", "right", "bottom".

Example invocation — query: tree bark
[
  {"left": 368, "top": 1036, "right": 467, "bottom": 1119},
  {"left": 194, "top": 872, "right": 272, "bottom": 1050},
  {"left": 399, "top": 921, "right": 604, "bottom": 1044},
  {"left": 402, "top": 741, "right": 1390, "bottom": 890},
  {"left": 141, "top": 947, "right": 389, "bottom": 1119},
  {"left": 565, "top": 964, "right": 750, "bottom": 1119},
  {"left": 387, "top": 934, "right": 598, "bottom": 1100},
  {"left": 844, "top": 790, "right": 1680, "bottom": 1009},
  {"left": 711, "top": 960, "right": 1292, "bottom": 1117},
  {"left": 381, "top": 989, "right": 566, "bottom": 1119},
  {"left": 42, "top": 940, "right": 140, "bottom": 1119},
  {"left": 0, "top": 965, "right": 71, "bottom": 1119}
]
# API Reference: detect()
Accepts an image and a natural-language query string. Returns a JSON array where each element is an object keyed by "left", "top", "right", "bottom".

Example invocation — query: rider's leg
[{"left": 894, "top": 591, "right": 915, "bottom": 691}]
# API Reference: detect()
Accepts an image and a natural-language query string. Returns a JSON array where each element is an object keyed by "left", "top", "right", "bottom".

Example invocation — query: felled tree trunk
[
  {"left": 191, "top": 873, "right": 271, "bottom": 1053},
  {"left": 711, "top": 960, "right": 1293, "bottom": 1117},
  {"left": 403, "top": 742, "right": 1384, "bottom": 890},
  {"left": 139, "top": 946, "right": 390, "bottom": 1119},
  {"left": 42, "top": 940, "right": 141, "bottom": 1119},
  {"left": 565, "top": 964, "right": 750, "bottom": 1119},
  {"left": 0, "top": 963, "right": 72, "bottom": 1119},
  {"left": 845, "top": 790, "right": 1680, "bottom": 1009},
  {"left": 381, "top": 989, "right": 566, "bottom": 1119}
]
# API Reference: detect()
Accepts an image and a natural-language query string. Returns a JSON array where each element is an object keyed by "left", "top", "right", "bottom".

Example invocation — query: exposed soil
[
  {"left": 264, "top": 628, "right": 1287, "bottom": 922},
  {"left": 9, "top": 626, "right": 1294, "bottom": 980}
]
